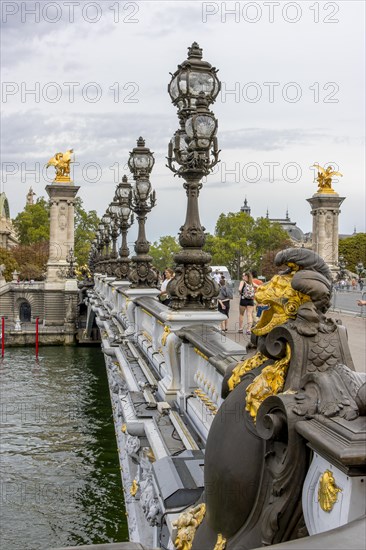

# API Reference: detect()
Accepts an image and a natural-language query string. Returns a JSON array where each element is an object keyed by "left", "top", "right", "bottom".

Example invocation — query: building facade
[{"left": 0, "top": 192, "right": 19, "bottom": 249}]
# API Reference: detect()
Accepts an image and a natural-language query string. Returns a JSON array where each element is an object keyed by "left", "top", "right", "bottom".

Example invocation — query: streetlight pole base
[{"left": 168, "top": 249, "right": 219, "bottom": 310}]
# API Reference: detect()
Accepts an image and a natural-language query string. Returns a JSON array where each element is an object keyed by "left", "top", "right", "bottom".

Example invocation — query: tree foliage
[
  {"left": 12, "top": 242, "right": 49, "bottom": 280},
  {"left": 0, "top": 247, "right": 19, "bottom": 281},
  {"left": 74, "top": 197, "right": 99, "bottom": 266},
  {"left": 13, "top": 197, "right": 50, "bottom": 244},
  {"left": 203, "top": 212, "right": 290, "bottom": 279},
  {"left": 149, "top": 235, "right": 180, "bottom": 272},
  {"left": 339, "top": 233, "right": 366, "bottom": 274}
]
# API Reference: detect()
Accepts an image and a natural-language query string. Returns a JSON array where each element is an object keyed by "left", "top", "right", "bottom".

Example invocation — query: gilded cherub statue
[
  {"left": 312, "top": 164, "right": 342, "bottom": 194},
  {"left": 46, "top": 149, "right": 74, "bottom": 182}
]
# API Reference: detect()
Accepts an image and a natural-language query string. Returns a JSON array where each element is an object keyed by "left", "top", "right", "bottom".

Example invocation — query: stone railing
[{"left": 86, "top": 274, "right": 246, "bottom": 546}]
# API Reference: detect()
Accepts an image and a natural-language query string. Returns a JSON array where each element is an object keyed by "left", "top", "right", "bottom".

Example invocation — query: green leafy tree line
[
  {"left": 0, "top": 197, "right": 99, "bottom": 280},
  {"left": 339, "top": 233, "right": 366, "bottom": 274},
  {"left": 148, "top": 213, "right": 291, "bottom": 279},
  {"left": 203, "top": 212, "right": 291, "bottom": 279}
]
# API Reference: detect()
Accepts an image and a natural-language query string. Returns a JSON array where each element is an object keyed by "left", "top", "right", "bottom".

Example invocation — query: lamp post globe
[{"left": 168, "top": 41, "right": 220, "bottom": 121}]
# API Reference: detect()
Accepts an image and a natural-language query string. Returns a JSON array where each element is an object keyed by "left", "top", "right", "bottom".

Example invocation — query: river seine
[{"left": 0, "top": 346, "right": 128, "bottom": 550}]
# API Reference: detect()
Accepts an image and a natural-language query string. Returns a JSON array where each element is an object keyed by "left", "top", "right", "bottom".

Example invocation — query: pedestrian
[
  {"left": 218, "top": 277, "right": 233, "bottom": 332},
  {"left": 358, "top": 278, "right": 364, "bottom": 291},
  {"left": 213, "top": 269, "right": 221, "bottom": 284},
  {"left": 238, "top": 272, "right": 255, "bottom": 335},
  {"left": 251, "top": 269, "right": 266, "bottom": 318},
  {"left": 159, "top": 268, "right": 174, "bottom": 306}
]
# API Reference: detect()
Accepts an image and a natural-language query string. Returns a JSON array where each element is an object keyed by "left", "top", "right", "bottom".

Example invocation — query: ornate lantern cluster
[
  {"left": 90, "top": 176, "right": 133, "bottom": 279},
  {"left": 127, "top": 137, "right": 158, "bottom": 288},
  {"left": 166, "top": 42, "right": 221, "bottom": 309},
  {"left": 90, "top": 138, "right": 157, "bottom": 288}
]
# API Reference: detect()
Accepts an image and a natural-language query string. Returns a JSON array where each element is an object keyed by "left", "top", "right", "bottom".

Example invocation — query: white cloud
[{"left": 1, "top": 0, "right": 365, "bottom": 240}]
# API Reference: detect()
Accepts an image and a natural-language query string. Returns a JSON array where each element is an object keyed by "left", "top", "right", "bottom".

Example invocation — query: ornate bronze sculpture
[{"left": 173, "top": 248, "right": 365, "bottom": 550}]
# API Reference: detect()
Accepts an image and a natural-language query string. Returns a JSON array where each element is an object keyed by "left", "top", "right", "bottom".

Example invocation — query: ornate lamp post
[
  {"left": 114, "top": 175, "right": 134, "bottom": 280},
  {"left": 356, "top": 262, "right": 365, "bottom": 277},
  {"left": 337, "top": 255, "right": 347, "bottom": 281},
  {"left": 96, "top": 225, "right": 104, "bottom": 273},
  {"left": 128, "top": 137, "right": 158, "bottom": 288},
  {"left": 66, "top": 247, "right": 76, "bottom": 279},
  {"left": 101, "top": 212, "right": 111, "bottom": 275},
  {"left": 166, "top": 42, "right": 221, "bottom": 309},
  {"left": 107, "top": 201, "right": 121, "bottom": 276}
]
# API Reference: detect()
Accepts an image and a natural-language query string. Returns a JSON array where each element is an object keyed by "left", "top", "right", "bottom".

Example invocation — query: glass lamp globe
[
  {"left": 121, "top": 206, "right": 131, "bottom": 221},
  {"left": 128, "top": 137, "right": 155, "bottom": 178},
  {"left": 135, "top": 178, "right": 151, "bottom": 201},
  {"left": 168, "top": 42, "right": 220, "bottom": 116}
]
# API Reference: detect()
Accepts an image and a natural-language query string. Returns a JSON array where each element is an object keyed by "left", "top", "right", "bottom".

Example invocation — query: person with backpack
[
  {"left": 218, "top": 276, "right": 233, "bottom": 332},
  {"left": 238, "top": 272, "right": 255, "bottom": 335}
]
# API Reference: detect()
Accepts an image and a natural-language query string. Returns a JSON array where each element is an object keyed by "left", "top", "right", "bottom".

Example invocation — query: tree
[
  {"left": 339, "top": 233, "right": 366, "bottom": 273},
  {"left": 0, "top": 247, "right": 19, "bottom": 281},
  {"left": 13, "top": 197, "right": 49, "bottom": 244},
  {"left": 149, "top": 235, "right": 180, "bottom": 272},
  {"left": 12, "top": 242, "right": 49, "bottom": 280},
  {"left": 74, "top": 197, "right": 100, "bottom": 266},
  {"left": 203, "top": 212, "right": 289, "bottom": 278}
]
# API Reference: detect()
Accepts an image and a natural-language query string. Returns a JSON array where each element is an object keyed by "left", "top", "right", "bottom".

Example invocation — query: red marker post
[
  {"left": 35, "top": 317, "right": 39, "bottom": 359},
  {"left": 1, "top": 317, "right": 4, "bottom": 358}
]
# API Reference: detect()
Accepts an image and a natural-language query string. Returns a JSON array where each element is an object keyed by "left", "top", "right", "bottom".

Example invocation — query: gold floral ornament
[
  {"left": 46, "top": 149, "right": 74, "bottom": 183},
  {"left": 173, "top": 503, "right": 206, "bottom": 550},
  {"left": 130, "top": 479, "right": 139, "bottom": 497},
  {"left": 228, "top": 352, "right": 268, "bottom": 392},
  {"left": 161, "top": 325, "right": 171, "bottom": 347},
  {"left": 245, "top": 343, "right": 291, "bottom": 422},
  {"left": 312, "top": 164, "right": 343, "bottom": 195},
  {"left": 318, "top": 470, "right": 342, "bottom": 512},
  {"left": 213, "top": 533, "right": 227, "bottom": 550}
]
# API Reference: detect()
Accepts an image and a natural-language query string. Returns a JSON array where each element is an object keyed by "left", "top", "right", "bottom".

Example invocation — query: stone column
[
  {"left": 45, "top": 184, "right": 79, "bottom": 283},
  {"left": 307, "top": 192, "right": 345, "bottom": 274}
]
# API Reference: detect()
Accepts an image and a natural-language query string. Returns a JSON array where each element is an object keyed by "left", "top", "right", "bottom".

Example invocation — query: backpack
[{"left": 242, "top": 283, "right": 255, "bottom": 299}]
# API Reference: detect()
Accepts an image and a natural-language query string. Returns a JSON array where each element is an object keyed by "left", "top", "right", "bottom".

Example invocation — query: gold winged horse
[
  {"left": 47, "top": 149, "right": 74, "bottom": 182},
  {"left": 312, "top": 163, "right": 342, "bottom": 193}
]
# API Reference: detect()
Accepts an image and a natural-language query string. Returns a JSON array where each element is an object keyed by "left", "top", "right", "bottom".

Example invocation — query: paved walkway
[{"left": 223, "top": 295, "right": 365, "bottom": 373}]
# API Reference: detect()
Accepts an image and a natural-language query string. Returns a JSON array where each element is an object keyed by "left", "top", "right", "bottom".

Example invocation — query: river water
[{"left": 0, "top": 346, "right": 128, "bottom": 550}]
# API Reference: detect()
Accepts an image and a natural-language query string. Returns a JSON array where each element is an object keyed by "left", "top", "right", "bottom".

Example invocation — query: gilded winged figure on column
[{"left": 47, "top": 149, "right": 74, "bottom": 182}]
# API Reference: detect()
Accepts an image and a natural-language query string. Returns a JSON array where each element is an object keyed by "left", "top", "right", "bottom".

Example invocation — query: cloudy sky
[{"left": 1, "top": 0, "right": 365, "bottom": 246}]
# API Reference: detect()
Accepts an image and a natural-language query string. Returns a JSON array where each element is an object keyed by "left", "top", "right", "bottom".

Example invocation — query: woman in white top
[{"left": 159, "top": 268, "right": 174, "bottom": 305}]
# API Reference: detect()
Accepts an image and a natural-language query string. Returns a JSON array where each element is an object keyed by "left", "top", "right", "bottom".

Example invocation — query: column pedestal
[
  {"left": 307, "top": 192, "right": 345, "bottom": 275},
  {"left": 45, "top": 183, "right": 80, "bottom": 283}
]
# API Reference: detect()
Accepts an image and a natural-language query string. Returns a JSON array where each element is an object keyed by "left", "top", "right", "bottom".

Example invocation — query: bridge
[{"left": 80, "top": 265, "right": 366, "bottom": 550}]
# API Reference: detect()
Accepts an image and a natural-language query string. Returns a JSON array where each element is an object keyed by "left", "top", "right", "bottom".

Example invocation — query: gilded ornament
[
  {"left": 312, "top": 164, "right": 343, "bottom": 194},
  {"left": 130, "top": 479, "right": 139, "bottom": 497},
  {"left": 161, "top": 325, "right": 171, "bottom": 347},
  {"left": 245, "top": 344, "right": 292, "bottom": 421},
  {"left": 173, "top": 503, "right": 206, "bottom": 550},
  {"left": 253, "top": 274, "right": 310, "bottom": 337},
  {"left": 228, "top": 352, "right": 268, "bottom": 392},
  {"left": 213, "top": 533, "right": 227, "bottom": 550},
  {"left": 46, "top": 149, "right": 74, "bottom": 183},
  {"left": 318, "top": 470, "right": 342, "bottom": 512},
  {"left": 121, "top": 423, "right": 127, "bottom": 433},
  {"left": 194, "top": 347, "right": 208, "bottom": 360}
]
